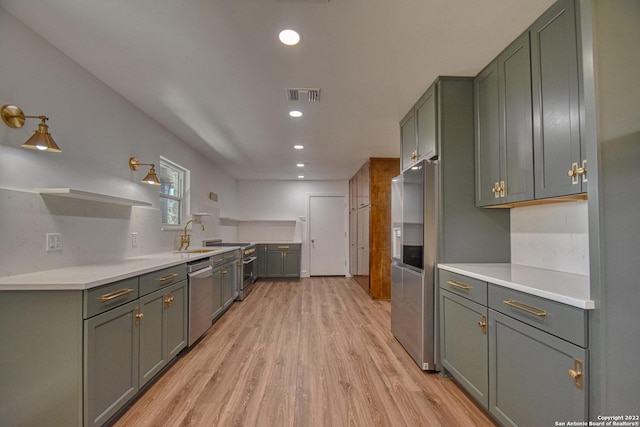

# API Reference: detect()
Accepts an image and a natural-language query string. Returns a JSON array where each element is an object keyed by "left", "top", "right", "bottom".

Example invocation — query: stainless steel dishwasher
[{"left": 187, "top": 257, "right": 214, "bottom": 346}]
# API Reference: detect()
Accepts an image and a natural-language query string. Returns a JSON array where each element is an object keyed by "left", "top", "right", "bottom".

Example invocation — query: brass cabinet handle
[
  {"left": 157, "top": 273, "right": 178, "bottom": 282},
  {"left": 499, "top": 181, "right": 505, "bottom": 197},
  {"left": 221, "top": 269, "right": 227, "bottom": 276},
  {"left": 491, "top": 182, "right": 501, "bottom": 198},
  {"left": 164, "top": 293, "right": 174, "bottom": 307},
  {"left": 568, "top": 161, "right": 587, "bottom": 184},
  {"left": 568, "top": 359, "right": 584, "bottom": 389},
  {"left": 100, "top": 288, "right": 134, "bottom": 302},
  {"left": 503, "top": 299, "right": 547, "bottom": 317},
  {"left": 446, "top": 280, "right": 472, "bottom": 291},
  {"left": 277, "top": 246, "right": 290, "bottom": 249},
  {"left": 478, "top": 315, "right": 487, "bottom": 335},
  {"left": 135, "top": 308, "right": 144, "bottom": 326}
]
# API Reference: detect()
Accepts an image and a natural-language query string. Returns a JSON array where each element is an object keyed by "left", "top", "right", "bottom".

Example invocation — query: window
[{"left": 159, "top": 157, "right": 188, "bottom": 225}]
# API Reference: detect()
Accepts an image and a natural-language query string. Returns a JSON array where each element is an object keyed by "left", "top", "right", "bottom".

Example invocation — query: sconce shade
[
  {"left": 21, "top": 119, "right": 62, "bottom": 152},
  {"left": 129, "top": 157, "right": 161, "bottom": 185},
  {"left": 142, "top": 166, "right": 161, "bottom": 185},
  {"left": 1, "top": 104, "right": 61, "bottom": 152}
]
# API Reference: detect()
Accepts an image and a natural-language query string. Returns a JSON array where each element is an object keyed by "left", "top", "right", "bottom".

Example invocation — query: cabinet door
[
  {"left": 139, "top": 290, "right": 166, "bottom": 387},
  {"left": 498, "top": 31, "right": 534, "bottom": 204},
  {"left": 266, "top": 250, "right": 284, "bottom": 278},
  {"left": 212, "top": 268, "right": 224, "bottom": 321},
  {"left": 349, "top": 177, "right": 357, "bottom": 212},
  {"left": 400, "top": 109, "right": 416, "bottom": 170},
  {"left": 356, "top": 207, "right": 370, "bottom": 277},
  {"left": 440, "top": 290, "right": 488, "bottom": 408},
  {"left": 474, "top": 61, "right": 502, "bottom": 207},
  {"left": 416, "top": 84, "right": 437, "bottom": 161},
  {"left": 165, "top": 281, "right": 187, "bottom": 360},
  {"left": 256, "top": 245, "right": 267, "bottom": 278},
  {"left": 358, "top": 161, "right": 370, "bottom": 208},
  {"left": 283, "top": 250, "right": 301, "bottom": 277},
  {"left": 349, "top": 211, "right": 358, "bottom": 277},
  {"left": 221, "top": 263, "right": 235, "bottom": 308},
  {"left": 489, "top": 309, "right": 588, "bottom": 426},
  {"left": 531, "top": 0, "right": 584, "bottom": 198},
  {"left": 84, "top": 300, "right": 139, "bottom": 427}
]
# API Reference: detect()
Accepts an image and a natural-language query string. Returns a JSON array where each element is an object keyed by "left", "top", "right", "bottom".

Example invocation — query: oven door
[{"left": 243, "top": 256, "right": 257, "bottom": 285}]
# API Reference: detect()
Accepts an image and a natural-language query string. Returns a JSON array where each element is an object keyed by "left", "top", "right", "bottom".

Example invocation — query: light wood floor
[{"left": 114, "top": 277, "right": 496, "bottom": 427}]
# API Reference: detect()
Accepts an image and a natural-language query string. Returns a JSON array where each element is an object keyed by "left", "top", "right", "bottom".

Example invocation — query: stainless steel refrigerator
[{"left": 391, "top": 159, "right": 439, "bottom": 371}]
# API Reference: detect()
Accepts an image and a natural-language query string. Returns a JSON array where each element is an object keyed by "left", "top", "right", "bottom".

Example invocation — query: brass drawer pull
[
  {"left": 135, "top": 308, "right": 143, "bottom": 326},
  {"left": 277, "top": 245, "right": 290, "bottom": 249},
  {"left": 100, "top": 288, "right": 134, "bottom": 302},
  {"left": 503, "top": 299, "right": 547, "bottom": 317},
  {"left": 446, "top": 280, "right": 472, "bottom": 291},
  {"left": 157, "top": 273, "right": 178, "bottom": 282}
]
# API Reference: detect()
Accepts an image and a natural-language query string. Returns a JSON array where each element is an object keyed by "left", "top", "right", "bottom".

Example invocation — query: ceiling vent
[{"left": 287, "top": 88, "right": 321, "bottom": 102}]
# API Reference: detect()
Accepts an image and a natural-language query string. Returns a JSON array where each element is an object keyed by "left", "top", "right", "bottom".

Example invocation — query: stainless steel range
[{"left": 203, "top": 240, "right": 257, "bottom": 300}]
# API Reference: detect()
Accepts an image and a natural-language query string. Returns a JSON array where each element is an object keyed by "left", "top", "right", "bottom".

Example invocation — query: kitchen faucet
[{"left": 179, "top": 219, "right": 204, "bottom": 251}]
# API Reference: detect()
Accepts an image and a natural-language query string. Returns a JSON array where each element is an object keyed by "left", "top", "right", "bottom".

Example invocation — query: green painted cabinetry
[
  {"left": 400, "top": 81, "right": 437, "bottom": 171},
  {"left": 475, "top": 0, "right": 585, "bottom": 207},
  {"left": 531, "top": 0, "right": 585, "bottom": 198},
  {"left": 256, "top": 244, "right": 267, "bottom": 278},
  {"left": 266, "top": 244, "right": 301, "bottom": 278},
  {"left": 439, "top": 268, "right": 589, "bottom": 425},
  {"left": 439, "top": 271, "right": 489, "bottom": 408},
  {"left": 84, "top": 299, "right": 140, "bottom": 427},
  {"left": 139, "top": 280, "right": 187, "bottom": 387},
  {"left": 475, "top": 31, "right": 534, "bottom": 207}
]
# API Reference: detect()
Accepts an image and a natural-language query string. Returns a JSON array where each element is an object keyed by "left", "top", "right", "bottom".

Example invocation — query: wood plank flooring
[{"left": 113, "top": 277, "right": 496, "bottom": 427}]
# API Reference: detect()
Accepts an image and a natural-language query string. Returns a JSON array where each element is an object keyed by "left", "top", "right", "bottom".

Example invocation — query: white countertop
[
  {"left": 0, "top": 247, "right": 239, "bottom": 291},
  {"left": 438, "top": 263, "right": 594, "bottom": 309}
]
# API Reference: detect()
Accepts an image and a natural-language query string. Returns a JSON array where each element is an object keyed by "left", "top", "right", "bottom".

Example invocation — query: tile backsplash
[{"left": 510, "top": 200, "right": 589, "bottom": 276}]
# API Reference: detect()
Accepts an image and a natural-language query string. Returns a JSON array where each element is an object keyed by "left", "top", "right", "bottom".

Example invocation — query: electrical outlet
[
  {"left": 131, "top": 232, "right": 138, "bottom": 248},
  {"left": 46, "top": 233, "right": 63, "bottom": 251}
]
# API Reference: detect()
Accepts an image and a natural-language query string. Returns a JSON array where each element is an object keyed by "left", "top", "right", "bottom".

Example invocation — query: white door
[{"left": 309, "top": 195, "right": 346, "bottom": 276}]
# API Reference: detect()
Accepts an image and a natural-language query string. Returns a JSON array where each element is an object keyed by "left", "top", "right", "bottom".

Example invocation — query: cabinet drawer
[
  {"left": 267, "top": 244, "right": 300, "bottom": 251},
  {"left": 139, "top": 264, "right": 187, "bottom": 296},
  {"left": 439, "top": 270, "right": 487, "bottom": 305},
  {"left": 84, "top": 277, "right": 139, "bottom": 318},
  {"left": 488, "top": 284, "right": 587, "bottom": 347},
  {"left": 212, "top": 250, "right": 240, "bottom": 268}
]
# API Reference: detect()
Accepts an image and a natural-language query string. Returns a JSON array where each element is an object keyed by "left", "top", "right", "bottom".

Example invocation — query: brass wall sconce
[
  {"left": 1, "top": 104, "right": 61, "bottom": 152},
  {"left": 129, "top": 157, "right": 161, "bottom": 185}
]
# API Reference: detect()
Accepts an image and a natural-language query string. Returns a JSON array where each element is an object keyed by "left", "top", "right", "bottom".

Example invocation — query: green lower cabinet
[
  {"left": 84, "top": 299, "right": 140, "bottom": 427},
  {"left": 256, "top": 244, "right": 267, "bottom": 278},
  {"left": 212, "top": 267, "right": 224, "bottom": 321},
  {"left": 266, "top": 244, "right": 301, "bottom": 278},
  {"left": 488, "top": 309, "right": 588, "bottom": 426},
  {"left": 440, "top": 290, "right": 489, "bottom": 408},
  {"left": 139, "top": 280, "right": 188, "bottom": 387},
  {"left": 221, "top": 261, "right": 238, "bottom": 308}
]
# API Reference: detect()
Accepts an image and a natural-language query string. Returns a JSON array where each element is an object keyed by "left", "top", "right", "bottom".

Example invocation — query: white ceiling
[{"left": 0, "top": 0, "right": 554, "bottom": 181}]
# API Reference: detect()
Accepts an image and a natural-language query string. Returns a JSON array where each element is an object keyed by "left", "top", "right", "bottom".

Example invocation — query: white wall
[
  {"left": 236, "top": 180, "right": 349, "bottom": 276},
  {"left": 0, "top": 9, "right": 237, "bottom": 276}
]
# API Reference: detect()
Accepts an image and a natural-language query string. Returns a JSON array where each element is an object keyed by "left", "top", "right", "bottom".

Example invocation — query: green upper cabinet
[
  {"left": 474, "top": 61, "right": 501, "bottom": 207},
  {"left": 531, "top": 0, "right": 585, "bottom": 198},
  {"left": 400, "top": 83, "right": 438, "bottom": 171},
  {"left": 415, "top": 84, "right": 437, "bottom": 163},
  {"left": 400, "top": 109, "right": 416, "bottom": 170},
  {"left": 475, "top": 0, "right": 586, "bottom": 207},
  {"left": 475, "top": 32, "right": 534, "bottom": 207}
]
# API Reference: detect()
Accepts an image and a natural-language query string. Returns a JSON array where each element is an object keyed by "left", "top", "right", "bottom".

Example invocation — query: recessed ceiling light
[
  {"left": 279, "top": 29, "right": 301, "bottom": 46},
  {"left": 296, "top": 163, "right": 304, "bottom": 167},
  {"left": 294, "top": 145, "right": 304, "bottom": 150},
  {"left": 289, "top": 110, "right": 303, "bottom": 118},
  {"left": 298, "top": 175, "right": 305, "bottom": 179}
]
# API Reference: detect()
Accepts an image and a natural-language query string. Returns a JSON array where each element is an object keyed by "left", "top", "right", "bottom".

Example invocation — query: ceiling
[{"left": 0, "top": 0, "right": 554, "bottom": 181}]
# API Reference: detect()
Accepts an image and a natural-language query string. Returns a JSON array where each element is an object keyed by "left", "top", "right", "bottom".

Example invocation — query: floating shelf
[
  {"left": 220, "top": 217, "right": 297, "bottom": 225},
  {"left": 37, "top": 188, "right": 152, "bottom": 207}
]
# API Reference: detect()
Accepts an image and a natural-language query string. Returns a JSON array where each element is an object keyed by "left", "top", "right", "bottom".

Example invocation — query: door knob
[{"left": 311, "top": 239, "right": 315, "bottom": 243}]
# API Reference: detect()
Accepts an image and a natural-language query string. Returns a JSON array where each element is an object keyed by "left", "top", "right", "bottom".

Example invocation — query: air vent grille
[{"left": 287, "top": 88, "right": 321, "bottom": 102}]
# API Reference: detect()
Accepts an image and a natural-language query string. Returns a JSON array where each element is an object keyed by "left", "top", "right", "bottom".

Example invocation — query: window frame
[{"left": 159, "top": 157, "right": 190, "bottom": 228}]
